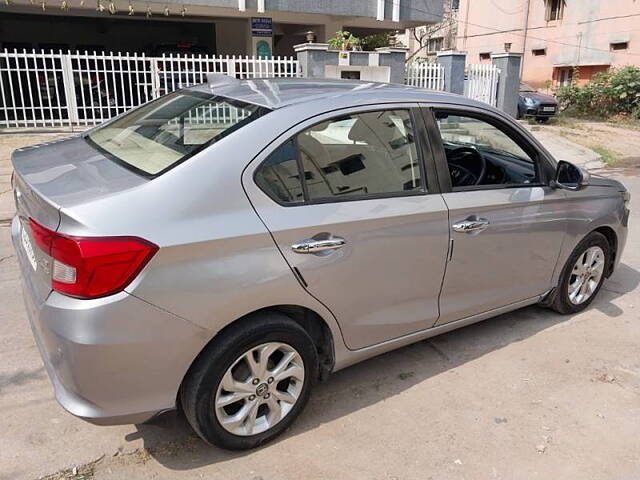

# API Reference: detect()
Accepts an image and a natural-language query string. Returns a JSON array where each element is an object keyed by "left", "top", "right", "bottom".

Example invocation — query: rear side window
[
  {"left": 299, "top": 110, "right": 423, "bottom": 200},
  {"left": 254, "top": 139, "right": 304, "bottom": 204},
  {"left": 86, "top": 91, "right": 268, "bottom": 176},
  {"left": 254, "top": 109, "right": 424, "bottom": 204}
]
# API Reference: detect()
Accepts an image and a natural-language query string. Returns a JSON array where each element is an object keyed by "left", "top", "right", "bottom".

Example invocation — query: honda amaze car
[{"left": 11, "top": 76, "right": 629, "bottom": 450}]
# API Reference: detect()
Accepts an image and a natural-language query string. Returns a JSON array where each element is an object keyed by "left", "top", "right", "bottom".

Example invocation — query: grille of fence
[
  {"left": 0, "top": 50, "right": 300, "bottom": 128},
  {"left": 405, "top": 62, "right": 445, "bottom": 91},
  {"left": 464, "top": 64, "right": 500, "bottom": 107}
]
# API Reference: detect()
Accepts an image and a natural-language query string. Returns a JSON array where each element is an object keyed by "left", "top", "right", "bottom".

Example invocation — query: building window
[
  {"left": 556, "top": 67, "right": 574, "bottom": 87},
  {"left": 427, "top": 37, "right": 444, "bottom": 53},
  {"left": 545, "top": 0, "right": 564, "bottom": 21},
  {"left": 450, "top": 0, "right": 460, "bottom": 9},
  {"left": 532, "top": 48, "right": 547, "bottom": 56},
  {"left": 479, "top": 52, "right": 491, "bottom": 61},
  {"left": 610, "top": 42, "right": 629, "bottom": 51}
]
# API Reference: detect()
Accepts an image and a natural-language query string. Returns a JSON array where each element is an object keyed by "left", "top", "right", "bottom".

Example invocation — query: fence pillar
[
  {"left": 60, "top": 54, "right": 79, "bottom": 124},
  {"left": 491, "top": 53, "right": 522, "bottom": 117},
  {"left": 376, "top": 47, "right": 408, "bottom": 84},
  {"left": 149, "top": 58, "right": 160, "bottom": 99},
  {"left": 294, "top": 43, "right": 336, "bottom": 78},
  {"left": 436, "top": 51, "right": 466, "bottom": 95}
]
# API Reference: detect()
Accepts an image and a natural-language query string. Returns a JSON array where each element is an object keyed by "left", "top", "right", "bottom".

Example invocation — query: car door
[
  {"left": 244, "top": 105, "right": 450, "bottom": 350},
  {"left": 425, "top": 106, "right": 568, "bottom": 326}
]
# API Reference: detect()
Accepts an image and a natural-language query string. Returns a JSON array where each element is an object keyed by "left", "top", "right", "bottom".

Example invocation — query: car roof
[{"left": 187, "top": 77, "right": 487, "bottom": 111}]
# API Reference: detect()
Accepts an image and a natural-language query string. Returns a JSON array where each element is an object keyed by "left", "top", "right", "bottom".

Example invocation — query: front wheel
[
  {"left": 181, "top": 312, "right": 318, "bottom": 450},
  {"left": 549, "top": 231, "right": 611, "bottom": 314}
]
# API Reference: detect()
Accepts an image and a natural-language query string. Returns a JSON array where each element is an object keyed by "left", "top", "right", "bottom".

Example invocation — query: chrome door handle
[
  {"left": 452, "top": 218, "right": 490, "bottom": 233},
  {"left": 292, "top": 236, "right": 346, "bottom": 254}
]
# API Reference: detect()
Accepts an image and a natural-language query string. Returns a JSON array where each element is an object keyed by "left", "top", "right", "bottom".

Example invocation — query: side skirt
[{"left": 333, "top": 293, "right": 548, "bottom": 372}]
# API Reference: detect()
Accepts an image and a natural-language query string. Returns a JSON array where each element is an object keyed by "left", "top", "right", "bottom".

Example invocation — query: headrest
[
  {"left": 308, "top": 122, "right": 329, "bottom": 132},
  {"left": 348, "top": 112, "right": 397, "bottom": 145}
]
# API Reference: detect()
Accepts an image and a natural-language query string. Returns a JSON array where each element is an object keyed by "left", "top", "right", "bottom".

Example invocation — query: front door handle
[
  {"left": 452, "top": 218, "right": 490, "bottom": 234},
  {"left": 292, "top": 236, "right": 346, "bottom": 254}
]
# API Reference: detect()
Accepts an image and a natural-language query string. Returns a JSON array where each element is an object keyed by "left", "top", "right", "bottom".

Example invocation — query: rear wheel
[
  {"left": 181, "top": 312, "right": 318, "bottom": 450},
  {"left": 549, "top": 232, "right": 611, "bottom": 314}
]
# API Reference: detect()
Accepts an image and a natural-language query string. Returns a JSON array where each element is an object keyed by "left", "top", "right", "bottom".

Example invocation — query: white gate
[
  {"left": 405, "top": 62, "right": 445, "bottom": 91},
  {"left": 0, "top": 50, "right": 300, "bottom": 129},
  {"left": 464, "top": 64, "right": 500, "bottom": 107}
]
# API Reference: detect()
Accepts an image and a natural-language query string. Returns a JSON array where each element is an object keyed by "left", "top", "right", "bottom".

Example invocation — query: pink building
[{"left": 457, "top": 0, "right": 640, "bottom": 89}]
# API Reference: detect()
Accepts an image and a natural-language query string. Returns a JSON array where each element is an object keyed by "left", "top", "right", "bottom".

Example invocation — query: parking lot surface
[{"left": 1, "top": 134, "right": 639, "bottom": 480}]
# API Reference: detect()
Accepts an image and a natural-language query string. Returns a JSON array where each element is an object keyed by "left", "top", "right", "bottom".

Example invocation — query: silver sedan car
[{"left": 11, "top": 76, "right": 630, "bottom": 450}]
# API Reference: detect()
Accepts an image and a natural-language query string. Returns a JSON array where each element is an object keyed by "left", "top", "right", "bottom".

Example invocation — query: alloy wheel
[
  {"left": 214, "top": 342, "right": 305, "bottom": 436},
  {"left": 568, "top": 246, "right": 605, "bottom": 305}
]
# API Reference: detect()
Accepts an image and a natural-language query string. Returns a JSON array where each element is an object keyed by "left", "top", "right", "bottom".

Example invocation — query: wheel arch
[
  {"left": 178, "top": 304, "right": 336, "bottom": 404},
  {"left": 592, "top": 225, "right": 618, "bottom": 276},
  {"left": 545, "top": 223, "right": 619, "bottom": 308}
]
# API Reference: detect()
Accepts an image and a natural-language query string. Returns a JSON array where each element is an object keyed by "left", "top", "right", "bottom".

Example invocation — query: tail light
[{"left": 29, "top": 218, "right": 158, "bottom": 299}]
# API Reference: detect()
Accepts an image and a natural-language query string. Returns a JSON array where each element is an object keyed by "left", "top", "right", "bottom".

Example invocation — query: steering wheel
[{"left": 447, "top": 146, "right": 487, "bottom": 187}]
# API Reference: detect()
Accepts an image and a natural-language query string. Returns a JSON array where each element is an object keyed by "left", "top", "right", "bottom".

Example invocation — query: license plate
[
  {"left": 21, "top": 223, "right": 38, "bottom": 271},
  {"left": 543, "top": 106, "right": 556, "bottom": 112}
]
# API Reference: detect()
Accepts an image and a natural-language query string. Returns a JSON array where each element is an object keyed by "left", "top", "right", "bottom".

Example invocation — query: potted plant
[{"left": 328, "top": 30, "right": 361, "bottom": 60}]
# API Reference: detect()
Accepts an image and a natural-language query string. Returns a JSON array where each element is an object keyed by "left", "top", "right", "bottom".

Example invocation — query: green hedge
[{"left": 555, "top": 66, "right": 640, "bottom": 119}]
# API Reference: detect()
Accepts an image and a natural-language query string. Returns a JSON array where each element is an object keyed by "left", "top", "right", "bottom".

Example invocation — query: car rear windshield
[{"left": 86, "top": 90, "right": 268, "bottom": 176}]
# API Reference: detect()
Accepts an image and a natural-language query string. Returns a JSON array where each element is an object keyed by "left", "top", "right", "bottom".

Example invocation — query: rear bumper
[{"left": 12, "top": 218, "right": 211, "bottom": 426}]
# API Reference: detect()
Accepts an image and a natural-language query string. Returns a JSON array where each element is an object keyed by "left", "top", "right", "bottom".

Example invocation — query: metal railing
[
  {"left": 464, "top": 64, "right": 500, "bottom": 107},
  {"left": 405, "top": 62, "right": 445, "bottom": 91},
  {"left": 0, "top": 50, "right": 301, "bottom": 129}
]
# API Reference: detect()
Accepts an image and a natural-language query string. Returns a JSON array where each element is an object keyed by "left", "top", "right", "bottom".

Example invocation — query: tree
[{"left": 406, "top": 5, "right": 457, "bottom": 62}]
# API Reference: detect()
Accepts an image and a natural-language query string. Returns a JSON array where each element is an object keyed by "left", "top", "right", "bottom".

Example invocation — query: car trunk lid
[{"left": 11, "top": 135, "right": 147, "bottom": 304}]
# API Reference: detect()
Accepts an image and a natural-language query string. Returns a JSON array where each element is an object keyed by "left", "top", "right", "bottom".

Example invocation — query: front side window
[
  {"left": 87, "top": 91, "right": 267, "bottom": 176},
  {"left": 435, "top": 112, "right": 537, "bottom": 189},
  {"left": 298, "top": 109, "right": 424, "bottom": 201}
]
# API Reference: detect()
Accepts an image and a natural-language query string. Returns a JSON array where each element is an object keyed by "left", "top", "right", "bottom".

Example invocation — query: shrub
[
  {"left": 360, "top": 31, "right": 399, "bottom": 51},
  {"left": 327, "top": 30, "right": 361, "bottom": 51},
  {"left": 555, "top": 66, "right": 640, "bottom": 118}
]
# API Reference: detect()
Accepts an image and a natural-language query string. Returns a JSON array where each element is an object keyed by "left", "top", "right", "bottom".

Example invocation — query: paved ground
[
  {"left": 1, "top": 130, "right": 639, "bottom": 480},
  {"left": 522, "top": 124, "right": 604, "bottom": 170},
  {"left": 523, "top": 119, "right": 640, "bottom": 170}
]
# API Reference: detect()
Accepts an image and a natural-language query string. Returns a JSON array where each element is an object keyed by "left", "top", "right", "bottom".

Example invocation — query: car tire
[
  {"left": 549, "top": 231, "right": 611, "bottom": 315},
  {"left": 181, "top": 311, "right": 318, "bottom": 450}
]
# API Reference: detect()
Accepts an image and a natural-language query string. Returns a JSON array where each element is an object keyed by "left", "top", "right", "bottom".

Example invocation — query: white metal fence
[
  {"left": 0, "top": 50, "right": 300, "bottom": 128},
  {"left": 464, "top": 64, "right": 500, "bottom": 107},
  {"left": 405, "top": 62, "right": 445, "bottom": 91}
]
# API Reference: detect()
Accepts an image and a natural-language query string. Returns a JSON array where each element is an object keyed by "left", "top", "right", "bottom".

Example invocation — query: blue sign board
[{"left": 251, "top": 17, "right": 273, "bottom": 37}]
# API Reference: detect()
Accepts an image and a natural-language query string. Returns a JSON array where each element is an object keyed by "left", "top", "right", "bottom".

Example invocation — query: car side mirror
[{"left": 552, "top": 160, "right": 590, "bottom": 191}]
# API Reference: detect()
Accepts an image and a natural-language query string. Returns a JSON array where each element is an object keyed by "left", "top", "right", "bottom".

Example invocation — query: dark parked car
[{"left": 518, "top": 83, "right": 558, "bottom": 122}]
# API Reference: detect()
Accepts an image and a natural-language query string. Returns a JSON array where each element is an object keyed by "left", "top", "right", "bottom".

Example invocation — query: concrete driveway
[{"left": 1, "top": 133, "right": 639, "bottom": 480}]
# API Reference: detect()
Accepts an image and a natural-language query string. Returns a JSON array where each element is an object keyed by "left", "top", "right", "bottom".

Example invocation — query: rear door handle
[
  {"left": 292, "top": 236, "right": 346, "bottom": 254},
  {"left": 452, "top": 218, "right": 490, "bottom": 234}
]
